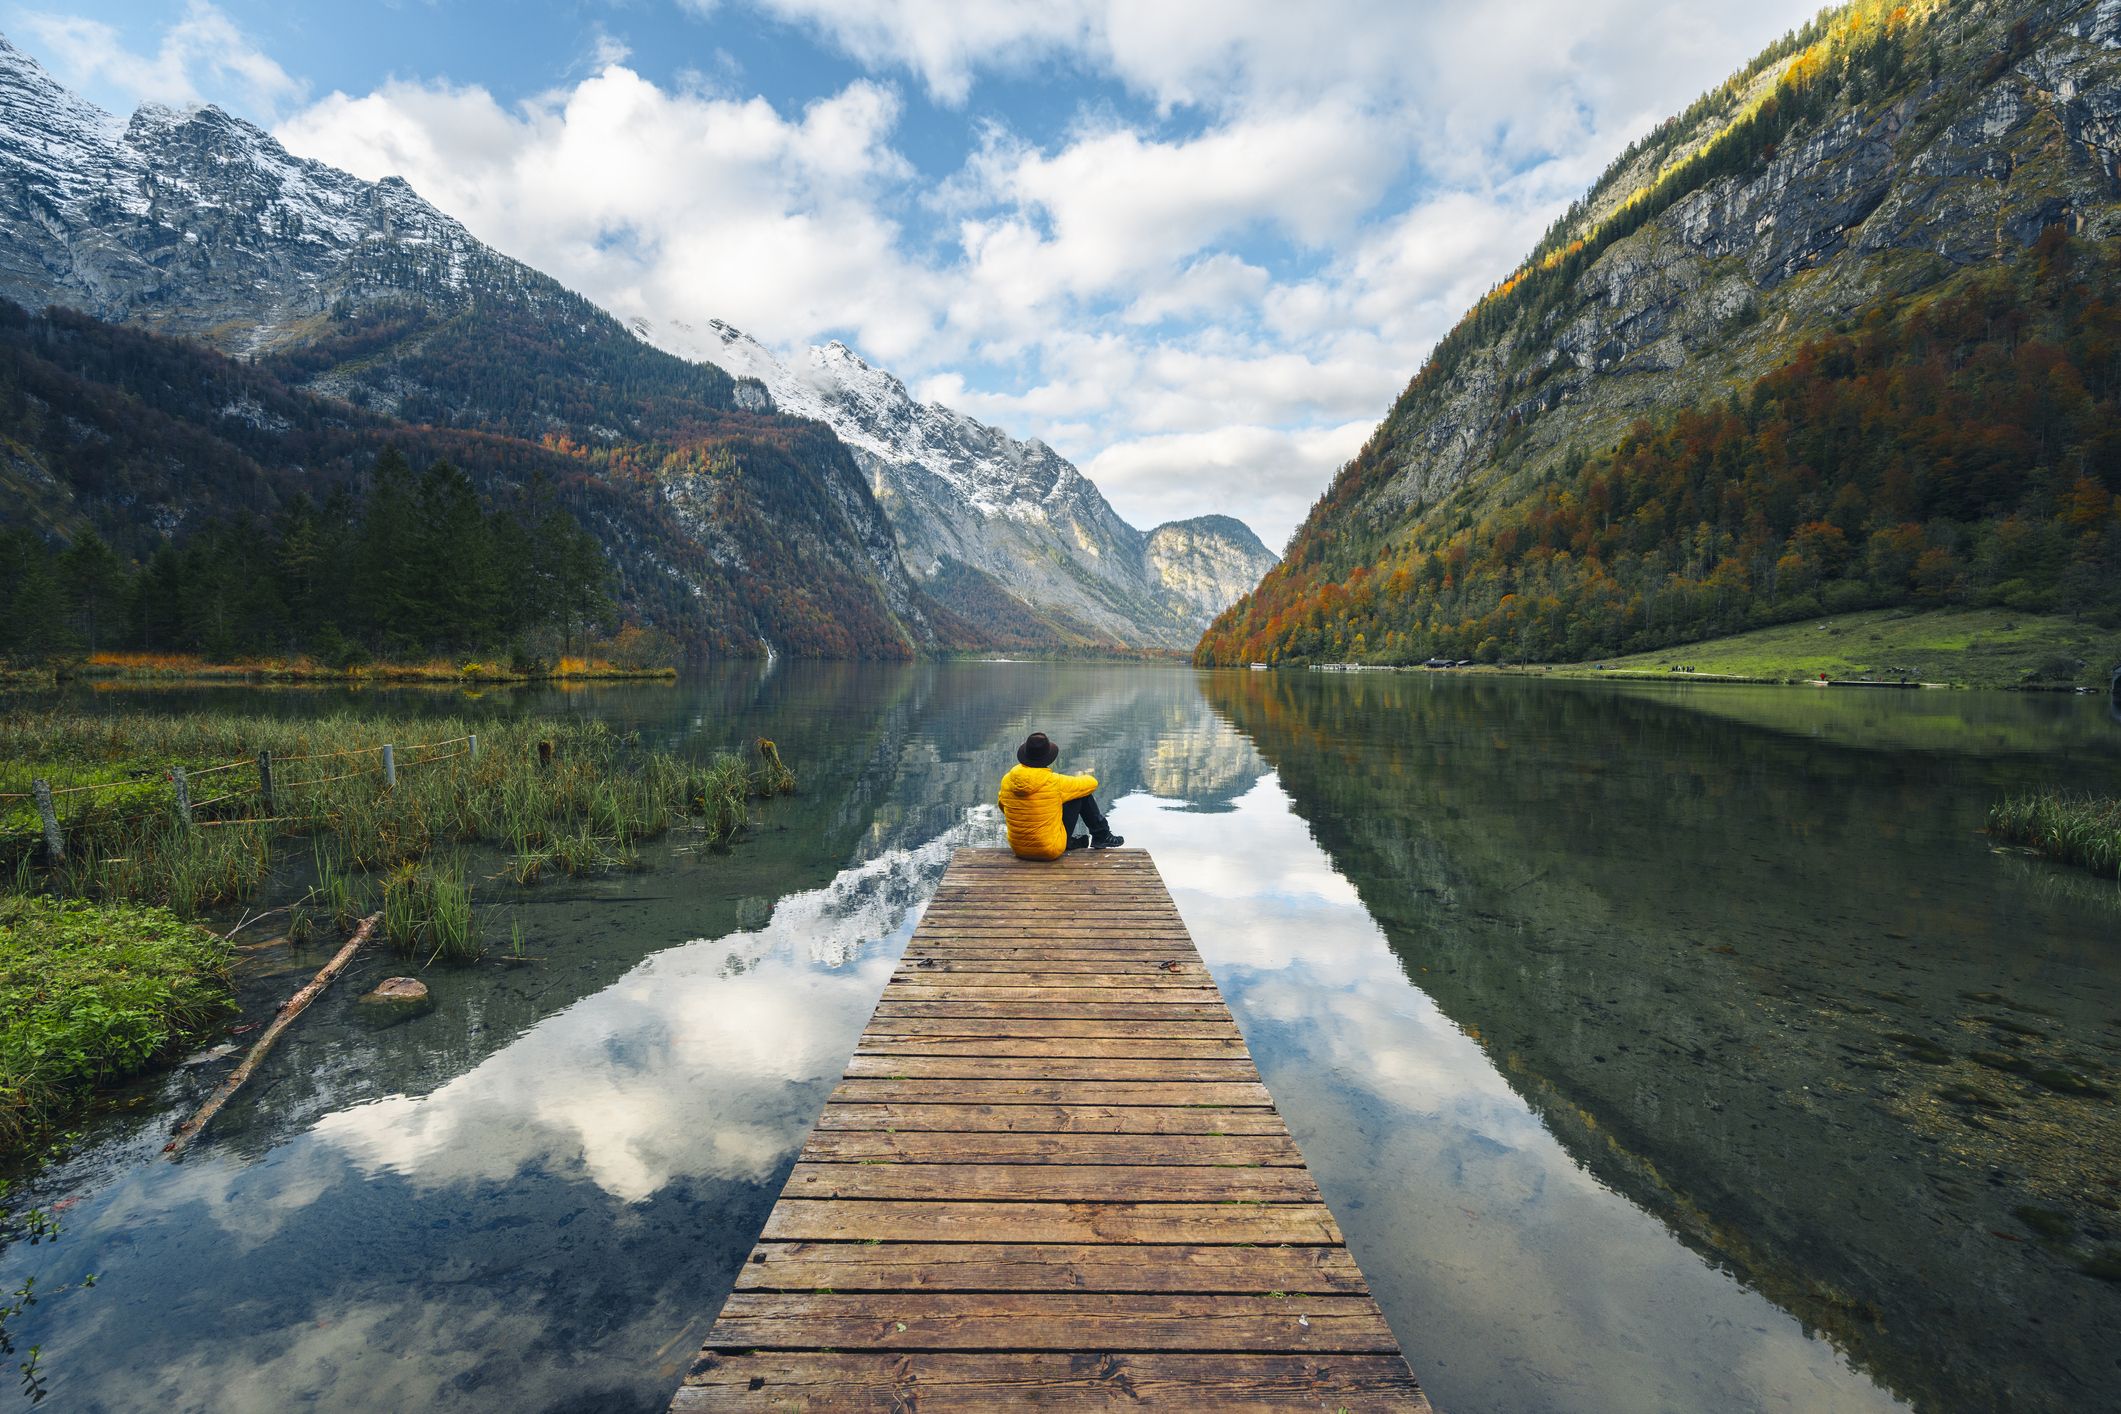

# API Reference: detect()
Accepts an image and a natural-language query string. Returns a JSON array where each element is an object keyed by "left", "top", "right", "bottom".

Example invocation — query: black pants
[{"left": 1061, "top": 793, "right": 1111, "bottom": 841}]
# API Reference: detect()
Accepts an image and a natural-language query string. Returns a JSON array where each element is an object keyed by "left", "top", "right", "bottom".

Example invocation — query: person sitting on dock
[{"left": 999, "top": 731, "right": 1124, "bottom": 858}]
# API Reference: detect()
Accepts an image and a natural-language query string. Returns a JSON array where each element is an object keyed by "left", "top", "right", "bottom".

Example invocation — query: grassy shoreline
[
  {"left": 2, "top": 710, "right": 792, "bottom": 914},
  {"left": 1990, "top": 793, "right": 2121, "bottom": 880},
  {"left": 1283, "top": 608, "right": 2121, "bottom": 692},
  {"left": 0, "top": 707, "right": 796, "bottom": 1164},
  {"left": 0, "top": 897, "right": 234, "bottom": 1158},
  {"left": 67, "top": 652, "right": 678, "bottom": 686}
]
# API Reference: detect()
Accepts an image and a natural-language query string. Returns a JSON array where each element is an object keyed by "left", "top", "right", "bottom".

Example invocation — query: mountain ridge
[
  {"left": 1199, "top": 0, "right": 2121, "bottom": 667},
  {"left": 652, "top": 316, "right": 1276, "bottom": 649},
  {"left": 0, "top": 34, "right": 959, "bottom": 658}
]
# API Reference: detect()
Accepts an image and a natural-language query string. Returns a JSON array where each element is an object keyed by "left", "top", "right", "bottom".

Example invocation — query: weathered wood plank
[
  {"left": 896, "top": 958, "right": 1210, "bottom": 976},
  {"left": 860, "top": 1017, "right": 1243, "bottom": 1040},
  {"left": 797, "top": 1131, "right": 1303, "bottom": 1166},
  {"left": 704, "top": 1292, "right": 1398, "bottom": 1353},
  {"left": 873, "top": 1001, "right": 1233, "bottom": 1020},
  {"left": 782, "top": 1162, "right": 1321, "bottom": 1203},
  {"left": 811, "top": 1103, "right": 1291, "bottom": 1135},
  {"left": 879, "top": 986, "right": 1221, "bottom": 1005},
  {"left": 732, "top": 1241, "right": 1363, "bottom": 1293},
  {"left": 856, "top": 1037, "right": 1250, "bottom": 1060},
  {"left": 843, "top": 1056, "right": 1261, "bottom": 1083},
  {"left": 886, "top": 971, "right": 1215, "bottom": 990},
  {"left": 895, "top": 945, "right": 1196, "bottom": 958},
  {"left": 760, "top": 1200, "right": 1342, "bottom": 1245},
  {"left": 675, "top": 1352, "right": 1432, "bottom": 1412},
  {"left": 829, "top": 1078, "right": 1274, "bottom": 1106}
]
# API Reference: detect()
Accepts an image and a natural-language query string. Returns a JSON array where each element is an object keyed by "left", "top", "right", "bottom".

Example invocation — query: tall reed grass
[
  {"left": 1989, "top": 790, "right": 2121, "bottom": 879},
  {"left": 0, "top": 710, "right": 795, "bottom": 917}
]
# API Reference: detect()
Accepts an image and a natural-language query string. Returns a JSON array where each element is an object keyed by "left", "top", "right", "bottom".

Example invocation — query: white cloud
[
  {"left": 35, "top": 0, "right": 1828, "bottom": 546},
  {"left": 15, "top": 0, "right": 302, "bottom": 119},
  {"left": 1083, "top": 421, "right": 1373, "bottom": 553},
  {"left": 275, "top": 64, "right": 947, "bottom": 365}
]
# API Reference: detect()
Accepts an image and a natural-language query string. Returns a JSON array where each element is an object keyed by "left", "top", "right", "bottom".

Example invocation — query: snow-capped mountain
[
  {"left": 651, "top": 317, "right": 1276, "bottom": 649},
  {"left": 0, "top": 30, "right": 1267, "bottom": 654},
  {"left": 0, "top": 35, "right": 947, "bottom": 659}
]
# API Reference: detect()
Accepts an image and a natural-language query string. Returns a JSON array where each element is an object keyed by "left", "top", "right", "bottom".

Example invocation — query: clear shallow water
[{"left": 5, "top": 664, "right": 2118, "bottom": 1413}]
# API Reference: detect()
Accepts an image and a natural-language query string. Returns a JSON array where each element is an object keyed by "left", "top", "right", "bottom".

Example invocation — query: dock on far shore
[{"left": 670, "top": 846, "right": 1431, "bottom": 1411}]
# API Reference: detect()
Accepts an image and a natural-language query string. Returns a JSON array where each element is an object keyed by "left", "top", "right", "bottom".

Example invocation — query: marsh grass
[
  {"left": 382, "top": 859, "right": 479, "bottom": 966},
  {"left": 1989, "top": 791, "right": 2121, "bottom": 879},
  {"left": 0, "top": 710, "right": 794, "bottom": 917},
  {"left": 0, "top": 896, "right": 233, "bottom": 1152}
]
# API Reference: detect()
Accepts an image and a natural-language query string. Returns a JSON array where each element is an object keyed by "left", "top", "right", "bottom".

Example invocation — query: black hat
[{"left": 1016, "top": 731, "right": 1060, "bottom": 768}]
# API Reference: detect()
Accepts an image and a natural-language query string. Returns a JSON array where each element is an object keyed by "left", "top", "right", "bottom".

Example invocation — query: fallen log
[{"left": 164, "top": 910, "right": 382, "bottom": 1159}]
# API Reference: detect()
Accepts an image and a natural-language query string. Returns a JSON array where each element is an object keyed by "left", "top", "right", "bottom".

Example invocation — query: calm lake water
[{"left": 5, "top": 664, "right": 2119, "bottom": 1413}]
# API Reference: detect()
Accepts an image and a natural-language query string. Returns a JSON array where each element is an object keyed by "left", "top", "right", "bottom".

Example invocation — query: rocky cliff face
[
  {"left": 1145, "top": 516, "right": 1278, "bottom": 621},
  {"left": 660, "top": 319, "right": 1277, "bottom": 650},
  {"left": 1346, "top": 0, "right": 2120, "bottom": 522},
  {"left": 1205, "top": 0, "right": 2121, "bottom": 664},
  {"left": 0, "top": 36, "right": 943, "bottom": 657}
]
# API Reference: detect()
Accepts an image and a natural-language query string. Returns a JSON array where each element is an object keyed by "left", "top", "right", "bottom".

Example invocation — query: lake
[{"left": 4, "top": 663, "right": 2118, "bottom": 1413}]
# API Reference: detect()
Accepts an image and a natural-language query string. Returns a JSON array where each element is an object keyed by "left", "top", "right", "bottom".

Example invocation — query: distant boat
[{"left": 1248, "top": 662, "right": 1268, "bottom": 671}]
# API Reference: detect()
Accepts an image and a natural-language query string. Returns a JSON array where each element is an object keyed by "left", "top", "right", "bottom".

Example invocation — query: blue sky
[{"left": 7, "top": 0, "right": 1825, "bottom": 545}]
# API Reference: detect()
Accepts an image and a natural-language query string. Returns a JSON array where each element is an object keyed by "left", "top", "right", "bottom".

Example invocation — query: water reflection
[
  {"left": 1200, "top": 670, "right": 2121, "bottom": 1414},
  {"left": 3, "top": 664, "right": 2112, "bottom": 1413}
]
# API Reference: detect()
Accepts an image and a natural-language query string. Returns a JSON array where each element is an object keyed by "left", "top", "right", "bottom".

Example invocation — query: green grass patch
[
  {"left": 0, "top": 710, "right": 797, "bottom": 917},
  {"left": 1988, "top": 791, "right": 2121, "bottom": 880},
  {"left": 1571, "top": 608, "right": 2121, "bottom": 689},
  {"left": 0, "top": 896, "right": 233, "bottom": 1156}
]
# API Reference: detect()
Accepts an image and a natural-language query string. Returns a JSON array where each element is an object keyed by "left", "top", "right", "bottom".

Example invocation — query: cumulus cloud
[
  {"left": 15, "top": 0, "right": 304, "bottom": 118},
  {"left": 38, "top": 0, "right": 1826, "bottom": 544},
  {"left": 275, "top": 64, "right": 948, "bottom": 364},
  {"left": 1084, "top": 421, "right": 1374, "bottom": 553}
]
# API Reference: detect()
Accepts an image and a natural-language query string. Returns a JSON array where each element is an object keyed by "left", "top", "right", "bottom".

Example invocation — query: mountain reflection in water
[
  {"left": 1203, "top": 668, "right": 2120, "bottom": 1414},
  {"left": 1, "top": 663, "right": 2111, "bottom": 1413}
]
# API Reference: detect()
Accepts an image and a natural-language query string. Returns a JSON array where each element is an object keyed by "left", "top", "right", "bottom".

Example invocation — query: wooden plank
[
  {"left": 783, "top": 1162, "right": 1320, "bottom": 1203},
  {"left": 873, "top": 1001, "right": 1233, "bottom": 1020},
  {"left": 705, "top": 1292, "right": 1398, "bottom": 1353},
  {"left": 676, "top": 1352, "right": 1432, "bottom": 1411},
  {"left": 896, "top": 958, "right": 1210, "bottom": 975},
  {"left": 669, "top": 847, "right": 1422, "bottom": 1412},
  {"left": 843, "top": 1056, "right": 1261, "bottom": 1083},
  {"left": 811, "top": 1104, "right": 1291, "bottom": 1135},
  {"left": 860, "top": 1018, "right": 1243, "bottom": 1040},
  {"left": 797, "top": 1131, "right": 1304, "bottom": 1166},
  {"left": 829, "top": 1078, "right": 1274, "bottom": 1106},
  {"left": 760, "top": 1200, "right": 1342, "bottom": 1245},
  {"left": 901, "top": 946, "right": 1199, "bottom": 960},
  {"left": 887, "top": 971, "right": 1214, "bottom": 989},
  {"left": 732, "top": 1241, "right": 1362, "bottom": 1293},
  {"left": 878, "top": 986, "right": 1221, "bottom": 1004},
  {"left": 856, "top": 1037, "right": 1250, "bottom": 1060}
]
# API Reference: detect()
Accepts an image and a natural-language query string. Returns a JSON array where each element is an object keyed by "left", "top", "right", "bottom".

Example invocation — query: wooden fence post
[
  {"left": 257, "top": 749, "right": 276, "bottom": 816},
  {"left": 381, "top": 744, "right": 396, "bottom": 790},
  {"left": 31, "top": 778, "right": 64, "bottom": 863},
  {"left": 172, "top": 767, "right": 192, "bottom": 826},
  {"left": 467, "top": 733, "right": 479, "bottom": 761}
]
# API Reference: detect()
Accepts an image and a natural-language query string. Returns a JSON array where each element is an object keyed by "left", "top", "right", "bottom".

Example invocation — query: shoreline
[{"left": 51, "top": 655, "right": 680, "bottom": 687}]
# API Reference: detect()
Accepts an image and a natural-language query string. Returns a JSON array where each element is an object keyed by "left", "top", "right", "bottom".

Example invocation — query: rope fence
[{"left": 13, "top": 732, "right": 480, "bottom": 863}]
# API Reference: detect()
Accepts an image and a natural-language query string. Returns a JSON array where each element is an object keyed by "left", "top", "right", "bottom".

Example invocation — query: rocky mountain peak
[{"left": 643, "top": 313, "right": 1276, "bottom": 647}]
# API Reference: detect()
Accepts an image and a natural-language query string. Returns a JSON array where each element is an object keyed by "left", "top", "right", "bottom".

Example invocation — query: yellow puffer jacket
[{"left": 998, "top": 764, "right": 1099, "bottom": 861}]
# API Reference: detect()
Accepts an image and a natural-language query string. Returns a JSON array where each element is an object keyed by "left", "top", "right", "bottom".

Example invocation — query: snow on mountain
[{"left": 646, "top": 315, "right": 1277, "bottom": 648}]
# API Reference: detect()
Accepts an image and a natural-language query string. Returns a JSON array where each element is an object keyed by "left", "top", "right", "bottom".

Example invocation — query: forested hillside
[
  {"left": 1199, "top": 0, "right": 2121, "bottom": 666},
  {"left": 0, "top": 303, "right": 942, "bottom": 658},
  {"left": 0, "top": 40, "right": 944, "bottom": 660}
]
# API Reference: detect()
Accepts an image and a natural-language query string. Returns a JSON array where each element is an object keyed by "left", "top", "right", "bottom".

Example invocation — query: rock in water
[{"left": 357, "top": 976, "right": 433, "bottom": 1022}]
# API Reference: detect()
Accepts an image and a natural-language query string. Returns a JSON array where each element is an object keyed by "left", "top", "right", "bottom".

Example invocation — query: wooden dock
[{"left": 672, "top": 847, "right": 1430, "bottom": 1411}]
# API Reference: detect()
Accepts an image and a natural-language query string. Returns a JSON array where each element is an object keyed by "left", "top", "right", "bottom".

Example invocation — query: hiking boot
[
  {"left": 1066, "top": 834, "right": 1091, "bottom": 851},
  {"left": 1091, "top": 833, "right": 1126, "bottom": 849}
]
